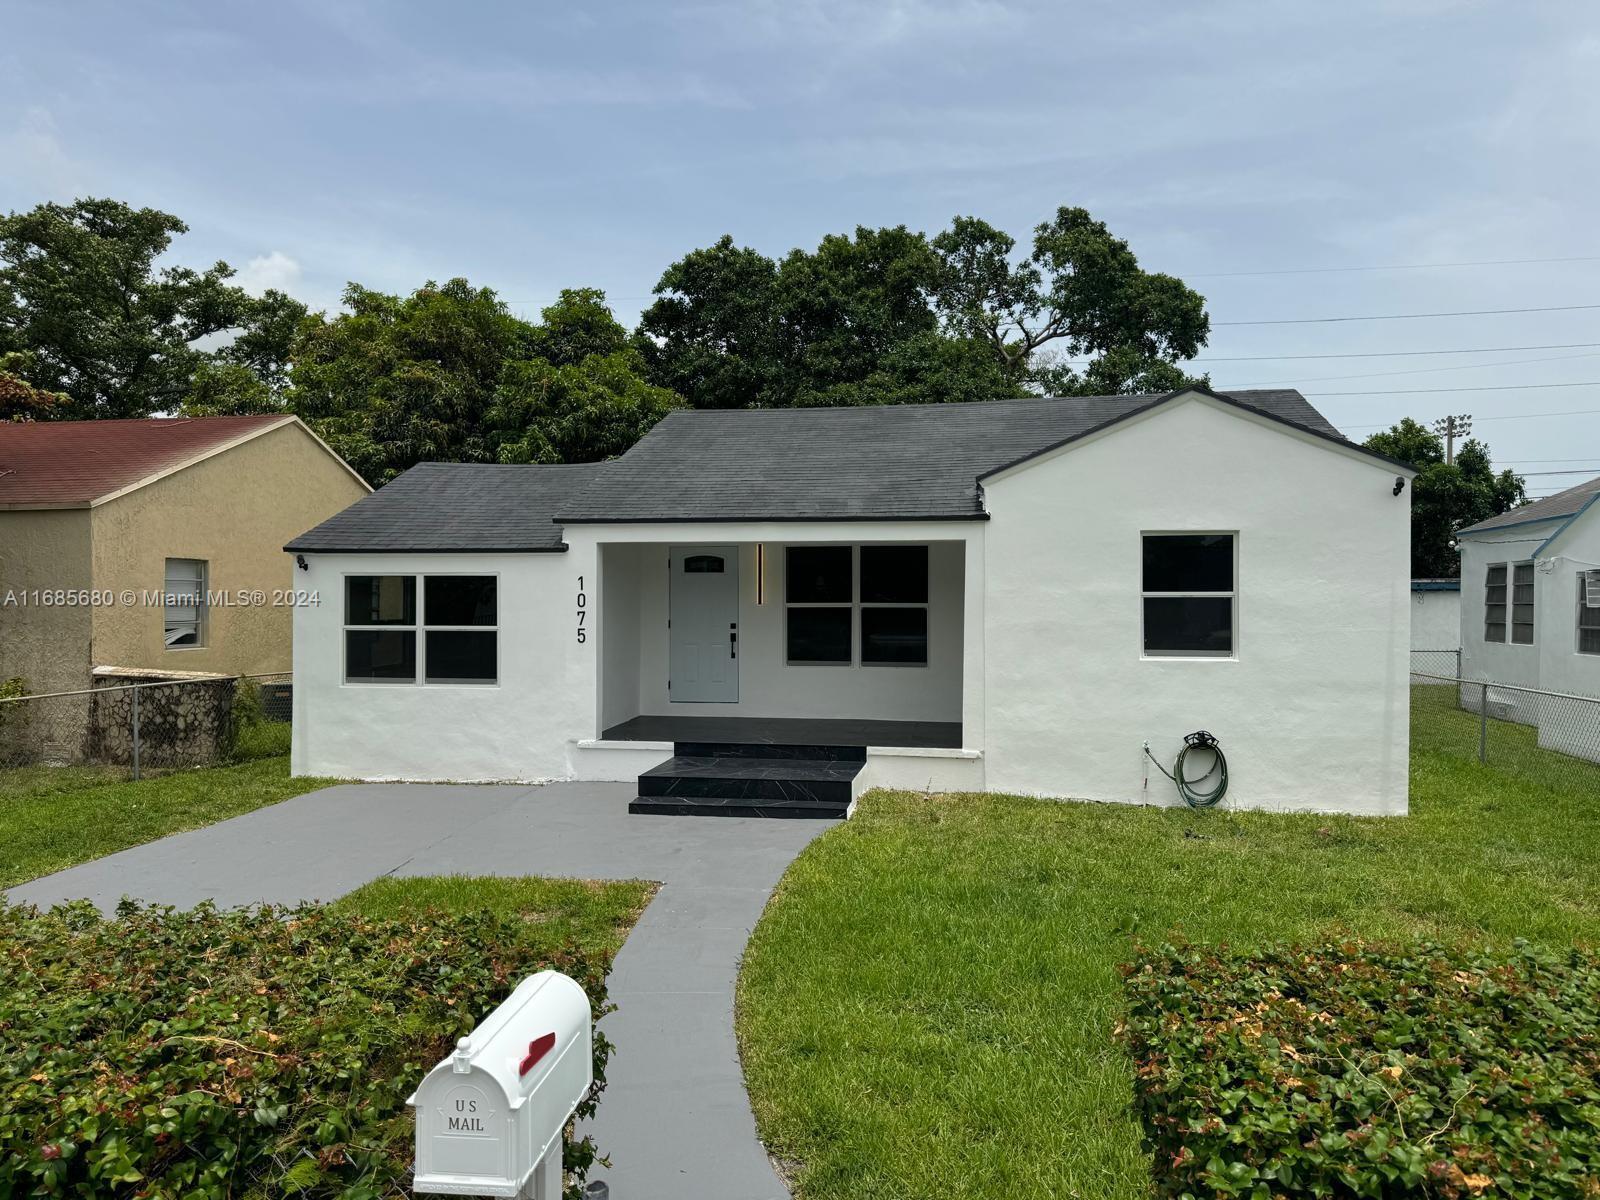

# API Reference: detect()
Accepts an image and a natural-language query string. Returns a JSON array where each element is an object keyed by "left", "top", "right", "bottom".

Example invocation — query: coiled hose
[{"left": 1144, "top": 730, "right": 1229, "bottom": 808}]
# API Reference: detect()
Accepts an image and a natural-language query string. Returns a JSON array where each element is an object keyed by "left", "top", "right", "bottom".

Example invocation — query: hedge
[
  {"left": 0, "top": 899, "right": 613, "bottom": 1199},
  {"left": 1121, "top": 940, "right": 1600, "bottom": 1199}
]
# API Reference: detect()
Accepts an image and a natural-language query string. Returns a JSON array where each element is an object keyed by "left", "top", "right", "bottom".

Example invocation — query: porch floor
[{"left": 601, "top": 714, "right": 962, "bottom": 749}]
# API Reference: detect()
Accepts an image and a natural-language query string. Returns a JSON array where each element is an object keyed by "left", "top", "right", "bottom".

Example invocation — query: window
[
  {"left": 1511, "top": 561, "right": 1535, "bottom": 645},
  {"left": 786, "top": 546, "right": 853, "bottom": 664},
  {"left": 1579, "top": 572, "right": 1600, "bottom": 656},
  {"left": 1484, "top": 563, "right": 1507, "bottom": 643},
  {"left": 783, "top": 545, "right": 930, "bottom": 666},
  {"left": 163, "top": 558, "right": 206, "bottom": 648},
  {"left": 860, "top": 545, "right": 928, "bottom": 664},
  {"left": 424, "top": 575, "right": 497, "bottom": 684},
  {"left": 345, "top": 576, "right": 416, "bottom": 682},
  {"left": 683, "top": 554, "right": 725, "bottom": 574},
  {"left": 1141, "top": 534, "right": 1235, "bottom": 657},
  {"left": 343, "top": 575, "right": 497, "bottom": 685}
]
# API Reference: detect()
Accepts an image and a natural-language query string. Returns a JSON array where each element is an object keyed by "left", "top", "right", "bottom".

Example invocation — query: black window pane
[
  {"left": 861, "top": 546, "right": 928, "bottom": 603},
  {"left": 1142, "top": 535, "right": 1233, "bottom": 593},
  {"left": 426, "top": 631, "right": 497, "bottom": 683},
  {"left": 346, "top": 576, "right": 415, "bottom": 625},
  {"left": 862, "top": 606, "right": 927, "bottom": 664},
  {"left": 425, "top": 576, "right": 496, "bottom": 626},
  {"left": 346, "top": 630, "right": 416, "bottom": 680},
  {"left": 786, "top": 547, "right": 852, "bottom": 603},
  {"left": 787, "top": 607, "right": 852, "bottom": 663},
  {"left": 1144, "top": 597, "right": 1233, "bottom": 654},
  {"left": 684, "top": 555, "right": 725, "bottom": 574}
]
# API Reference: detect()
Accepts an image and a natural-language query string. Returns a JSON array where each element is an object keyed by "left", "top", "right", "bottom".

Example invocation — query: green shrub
[
  {"left": 0, "top": 899, "right": 614, "bottom": 1198},
  {"left": 1121, "top": 940, "right": 1600, "bottom": 1199}
]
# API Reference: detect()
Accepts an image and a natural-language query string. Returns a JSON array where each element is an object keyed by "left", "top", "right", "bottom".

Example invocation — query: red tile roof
[{"left": 0, "top": 415, "right": 294, "bottom": 508}]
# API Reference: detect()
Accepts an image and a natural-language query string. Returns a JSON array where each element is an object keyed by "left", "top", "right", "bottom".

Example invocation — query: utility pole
[{"left": 1432, "top": 413, "right": 1472, "bottom": 465}]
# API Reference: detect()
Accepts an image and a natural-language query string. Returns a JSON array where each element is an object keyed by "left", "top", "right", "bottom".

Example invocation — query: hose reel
[{"left": 1144, "top": 729, "right": 1229, "bottom": 809}]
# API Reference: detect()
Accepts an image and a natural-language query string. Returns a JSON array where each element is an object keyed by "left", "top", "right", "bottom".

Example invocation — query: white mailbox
[{"left": 409, "top": 971, "right": 593, "bottom": 1198}]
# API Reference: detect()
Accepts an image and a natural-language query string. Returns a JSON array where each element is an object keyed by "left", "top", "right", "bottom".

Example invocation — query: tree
[
  {"left": 1363, "top": 418, "right": 1526, "bottom": 577},
  {"left": 930, "top": 207, "right": 1209, "bottom": 394},
  {"left": 0, "top": 198, "right": 271, "bottom": 419},
  {"left": 639, "top": 209, "right": 1206, "bottom": 410},
  {"left": 0, "top": 351, "right": 63, "bottom": 420},
  {"left": 289, "top": 281, "right": 678, "bottom": 483}
]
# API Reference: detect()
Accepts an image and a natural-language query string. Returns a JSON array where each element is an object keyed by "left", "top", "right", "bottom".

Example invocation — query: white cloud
[
  {"left": 3, "top": 106, "right": 81, "bottom": 199},
  {"left": 235, "top": 250, "right": 304, "bottom": 296}
]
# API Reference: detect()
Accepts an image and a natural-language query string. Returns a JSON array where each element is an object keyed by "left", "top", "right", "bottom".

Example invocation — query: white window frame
[
  {"left": 1140, "top": 532, "right": 1238, "bottom": 660},
  {"left": 1510, "top": 560, "right": 1536, "bottom": 645},
  {"left": 1578, "top": 571, "right": 1600, "bottom": 656},
  {"left": 342, "top": 573, "right": 499, "bottom": 687},
  {"left": 163, "top": 558, "right": 207, "bottom": 650},
  {"left": 1484, "top": 562, "right": 1507, "bottom": 643}
]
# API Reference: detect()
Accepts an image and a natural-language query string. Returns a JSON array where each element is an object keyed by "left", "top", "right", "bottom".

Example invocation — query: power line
[
  {"left": 1519, "top": 468, "right": 1600, "bottom": 476},
  {"left": 1500, "top": 457, "right": 1600, "bottom": 463},
  {"left": 1215, "top": 303, "right": 1600, "bottom": 326},
  {"left": 1342, "top": 407, "right": 1600, "bottom": 429},
  {"left": 1308, "top": 380, "right": 1600, "bottom": 396},
  {"left": 1189, "top": 254, "right": 1600, "bottom": 278},
  {"left": 1228, "top": 349, "right": 1600, "bottom": 389},
  {"left": 1170, "top": 342, "right": 1600, "bottom": 363}
]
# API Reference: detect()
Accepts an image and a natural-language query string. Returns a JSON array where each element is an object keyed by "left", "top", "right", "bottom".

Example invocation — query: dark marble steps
[
  {"left": 674, "top": 741, "right": 866, "bottom": 762},
  {"left": 628, "top": 752, "right": 860, "bottom": 818}
]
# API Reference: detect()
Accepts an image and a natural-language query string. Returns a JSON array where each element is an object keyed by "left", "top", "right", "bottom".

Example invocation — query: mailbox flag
[{"left": 519, "top": 1032, "right": 556, "bottom": 1077}]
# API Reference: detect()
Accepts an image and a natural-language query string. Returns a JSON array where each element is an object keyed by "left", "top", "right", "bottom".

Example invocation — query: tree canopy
[
  {"left": 637, "top": 209, "right": 1207, "bottom": 409},
  {"left": 0, "top": 198, "right": 301, "bottom": 420},
  {"left": 1362, "top": 418, "right": 1527, "bottom": 577},
  {"left": 290, "top": 281, "right": 680, "bottom": 484}
]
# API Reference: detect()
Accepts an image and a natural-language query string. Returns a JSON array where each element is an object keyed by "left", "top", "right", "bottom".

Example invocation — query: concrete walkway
[{"left": 9, "top": 782, "right": 831, "bottom": 1200}]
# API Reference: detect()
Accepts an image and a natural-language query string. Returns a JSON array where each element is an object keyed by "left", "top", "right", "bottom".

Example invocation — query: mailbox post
[{"left": 410, "top": 972, "right": 593, "bottom": 1199}]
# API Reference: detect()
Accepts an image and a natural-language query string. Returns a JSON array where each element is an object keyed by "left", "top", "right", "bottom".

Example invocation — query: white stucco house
[
  {"left": 1456, "top": 474, "right": 1600, "bottom": 758},
  {"left": 1409, "top": 579, "right": 1461, "bottom": 680},
  {"left": 286, "top": 386, "right": 1415, "bottom": 816}
]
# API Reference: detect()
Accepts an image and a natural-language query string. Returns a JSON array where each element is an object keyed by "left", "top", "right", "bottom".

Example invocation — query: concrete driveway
[{"left": 9, "top": 781, "right": 832, "bottom": 1200}]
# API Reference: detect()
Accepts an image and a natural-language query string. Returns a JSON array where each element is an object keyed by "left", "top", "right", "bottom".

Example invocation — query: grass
[
  {"left": 736, "top": 691, "right": 1600, "bottom": 1200},
  {"left": 336, "top": 874, "right": 657, "bottom": 958},
  {"left": 0, "top": 747, "right": 332, "bottom": 889}
]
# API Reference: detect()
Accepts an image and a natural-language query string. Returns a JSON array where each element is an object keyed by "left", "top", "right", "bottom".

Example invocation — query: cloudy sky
[{"left": 4, "top": 0, "right": 1598, "bottom": 488}]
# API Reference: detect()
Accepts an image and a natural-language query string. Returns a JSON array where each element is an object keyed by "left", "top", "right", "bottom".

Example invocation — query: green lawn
[
  {"left": 736, "top": 692, "right": 1600, "bottom": 1200},
  {"left": 0, "top": 750, "right": 332, "bottom": 889},
  {"left": 337, "top": 874, "right": 657, "bottom": 958}
]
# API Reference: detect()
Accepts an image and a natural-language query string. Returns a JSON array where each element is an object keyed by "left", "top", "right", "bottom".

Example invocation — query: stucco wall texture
[
  {"left": 293, "top": 394, "right": 1414, "bottom": 815},
  {"left": 0, "top": 421, "right": 368, "bottom": 693}
]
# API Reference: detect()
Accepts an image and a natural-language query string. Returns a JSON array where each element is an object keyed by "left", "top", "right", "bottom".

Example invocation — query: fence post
[
  {"left": 131, "top": 686, "right": 141, "bottom": 781},
  {"left": 1478, "top": 680, "right": 1488, "bottom": 765},
  {"left": 1454, "top": 649, "right": 1462, "bottom": 681}
]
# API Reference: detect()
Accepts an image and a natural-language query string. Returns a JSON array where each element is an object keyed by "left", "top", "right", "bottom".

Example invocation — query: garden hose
[{"left": 1143, "top": 730, "right": 1229, "bottom": 809}]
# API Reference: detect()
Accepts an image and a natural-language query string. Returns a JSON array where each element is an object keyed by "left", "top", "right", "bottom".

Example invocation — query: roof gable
[
  {"left": 0, "top": 415, "right": 335, "bottom": 509},
  {"left": 1458, "top": 474, "right": 1600, "bottom": 539},
  {"left": 554, "top": 388, "right": 1390, "bottom": 524}
]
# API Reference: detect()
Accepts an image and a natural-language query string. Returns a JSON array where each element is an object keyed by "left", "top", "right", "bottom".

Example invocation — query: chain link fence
[
  {"left": 1411, "top": 651, "right": 1600, "bottom": 793},
  {"left": 0, "top": 673, "right": 292, "bottom": 786}
]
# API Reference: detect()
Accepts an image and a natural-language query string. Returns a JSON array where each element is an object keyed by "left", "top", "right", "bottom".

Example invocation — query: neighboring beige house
[{"left": 0, "top": 415, "right": 369, "bottom": 696}]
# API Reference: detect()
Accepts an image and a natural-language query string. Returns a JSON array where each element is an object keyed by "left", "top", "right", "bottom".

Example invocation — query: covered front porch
[{"left": 581, "top": 530, "right": 986, "bottom": 814}]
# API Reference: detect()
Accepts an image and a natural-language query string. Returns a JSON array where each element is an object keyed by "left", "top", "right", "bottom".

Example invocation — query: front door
[{"left": 668, "top": 545, "right": 739, "bottom": 703}]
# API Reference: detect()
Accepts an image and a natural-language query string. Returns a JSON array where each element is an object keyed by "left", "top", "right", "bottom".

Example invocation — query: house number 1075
[{"left": 576, "top": 577, "right": 588, "bottom": 644}]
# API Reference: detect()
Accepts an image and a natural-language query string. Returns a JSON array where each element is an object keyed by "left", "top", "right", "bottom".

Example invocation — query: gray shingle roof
[
  {"left": 286, "top": 462, "right": 604, "bottom": 552},
  {"left": 1457, "top": 474, "right": 1600, "bottom": 537},
  {"left": 554, "top": 388, "right": 1373, "bottom": 524}
]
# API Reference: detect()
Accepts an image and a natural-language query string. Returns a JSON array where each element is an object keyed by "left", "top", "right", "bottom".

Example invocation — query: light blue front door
[{"left": 668, "top": 545, "right": 739, "bottom": 702}]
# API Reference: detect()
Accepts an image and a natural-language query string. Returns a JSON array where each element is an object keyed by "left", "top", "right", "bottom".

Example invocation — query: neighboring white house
[
  {"left": 1409, "top": 579, "right": 1461, "bottom": 679},
  {"left": 287, "top": 386, "right": 1415, "bottom": 816},
  {"left": 1456, "top": 475, "right": 1600, "bottom": 758}
]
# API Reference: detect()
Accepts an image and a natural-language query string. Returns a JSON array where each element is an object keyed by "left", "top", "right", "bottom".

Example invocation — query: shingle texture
[
  {"left": 286, "top": 461, "right": 605, "bottom": 552},
  {"left": 0, "top": 415, "right": 292, "bottom": 508},
  {"left": 1458, "top": 474, "right": 1600, "bottom": 536},
  {"left": 555, "top": 388, "right": 1355, "bottom": 523}
]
